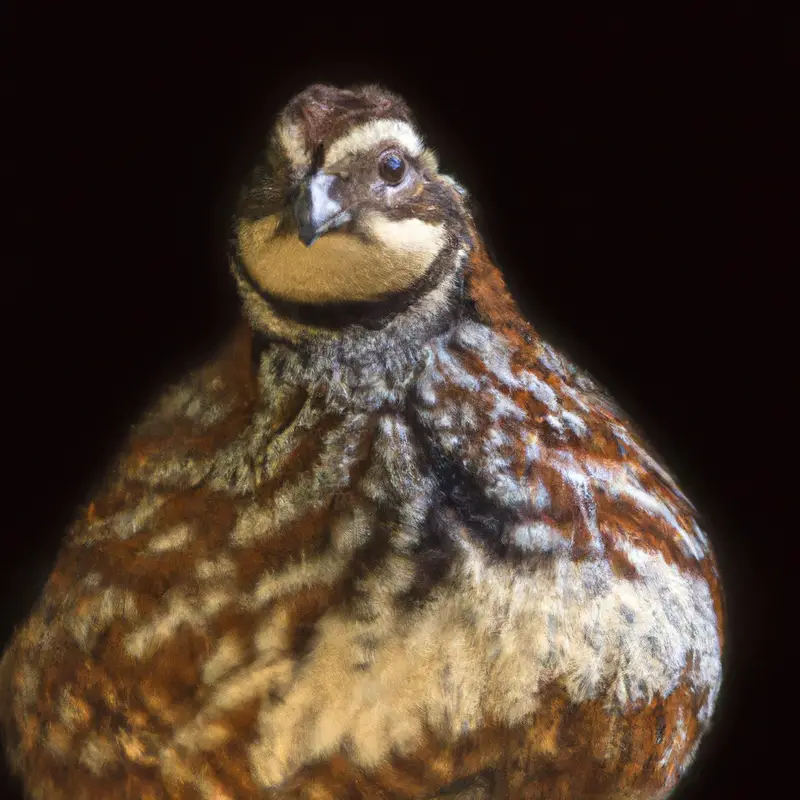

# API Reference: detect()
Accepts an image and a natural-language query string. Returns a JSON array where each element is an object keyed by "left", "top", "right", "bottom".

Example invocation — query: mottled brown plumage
[{"left": 0, "top": 84, "right": 724, "bottom": 799}]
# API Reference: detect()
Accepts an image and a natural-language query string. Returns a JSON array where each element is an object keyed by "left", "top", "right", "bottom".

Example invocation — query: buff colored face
[{"left": 237, "top": 116, "right": 449, "bottom": 305}]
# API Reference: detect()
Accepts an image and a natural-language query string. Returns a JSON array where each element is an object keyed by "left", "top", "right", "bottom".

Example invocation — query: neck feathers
[{"left": 235, "top": 229, "right": 534, "bottom": 412}]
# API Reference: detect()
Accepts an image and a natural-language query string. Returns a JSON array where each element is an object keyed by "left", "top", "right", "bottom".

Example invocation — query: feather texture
[{"left": 0, "top": 84, "right": 723, "bottom": 800}]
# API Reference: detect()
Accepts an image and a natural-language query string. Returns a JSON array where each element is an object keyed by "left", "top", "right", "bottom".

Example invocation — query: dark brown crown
[{"left": 279, "top": 83, "right": 414, "bottom": 153}]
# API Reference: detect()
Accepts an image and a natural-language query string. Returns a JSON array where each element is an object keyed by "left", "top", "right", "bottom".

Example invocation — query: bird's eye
[{"left": 378, "top": 151, "right": 406, "bottom": 185}]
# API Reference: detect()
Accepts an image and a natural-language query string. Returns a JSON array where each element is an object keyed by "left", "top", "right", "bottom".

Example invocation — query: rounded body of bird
[{"left": 1, "top": 84, "right": 723, "bottom": 799}]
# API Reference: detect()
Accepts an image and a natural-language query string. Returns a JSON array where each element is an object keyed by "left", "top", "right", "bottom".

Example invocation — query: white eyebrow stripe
[
  {"left": 323, "top": 119, "right": 424, "bottom": 166},
  {"left": 276, "top": 119, "right": 310, "bottom": 170}
]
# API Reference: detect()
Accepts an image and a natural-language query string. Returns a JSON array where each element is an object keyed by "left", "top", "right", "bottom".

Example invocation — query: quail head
[{"left": 0, "top": 83, "right": 724, "bottom": 799}]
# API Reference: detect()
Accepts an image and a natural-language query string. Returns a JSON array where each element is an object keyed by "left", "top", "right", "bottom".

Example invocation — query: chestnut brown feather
[{"left": 0, "top": 84, "right": 723, "bottom": 800}]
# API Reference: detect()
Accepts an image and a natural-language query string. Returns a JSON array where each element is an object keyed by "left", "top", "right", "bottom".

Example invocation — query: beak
[{"left": 292, "top": 172, "right": 350, "bottom": 247}]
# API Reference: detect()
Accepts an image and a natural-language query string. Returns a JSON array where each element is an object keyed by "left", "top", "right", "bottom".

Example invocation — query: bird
[{"left": 0, "top": 82, "right": 724, "bottom": 799}]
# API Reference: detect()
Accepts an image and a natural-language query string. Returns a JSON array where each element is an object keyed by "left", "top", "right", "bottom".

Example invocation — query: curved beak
[{"left": 292, "top": 172, "right": 350, "bottom": 247}]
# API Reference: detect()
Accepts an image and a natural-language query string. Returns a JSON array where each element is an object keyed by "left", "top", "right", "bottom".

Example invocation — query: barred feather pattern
[{"left": 0, "top": 239, "right": 723, "bottom": 799}]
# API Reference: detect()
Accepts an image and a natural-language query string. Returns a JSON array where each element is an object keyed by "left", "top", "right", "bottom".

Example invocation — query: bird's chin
[{"left": 237, "top": 213, "right": 447, "bottom": 305}]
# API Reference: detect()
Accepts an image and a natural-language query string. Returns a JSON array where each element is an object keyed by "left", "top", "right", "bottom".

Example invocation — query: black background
[{"left": 1, "top": 4, "right": 792, "bottom": 798}]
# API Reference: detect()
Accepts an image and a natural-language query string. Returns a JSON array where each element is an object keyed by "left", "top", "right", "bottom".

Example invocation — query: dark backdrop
[{"left": 1, "top": 5, "right": 792, "bottom": 799}]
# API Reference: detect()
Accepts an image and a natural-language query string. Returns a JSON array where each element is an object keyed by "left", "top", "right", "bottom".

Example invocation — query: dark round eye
[{"left": 378, "top": 151, "right": 406, "bottom": 184}]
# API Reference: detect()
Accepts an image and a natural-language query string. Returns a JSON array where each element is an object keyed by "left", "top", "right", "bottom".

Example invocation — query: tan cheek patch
[{"left": 237, "top": 214, "right": 446, "bottom": 304}]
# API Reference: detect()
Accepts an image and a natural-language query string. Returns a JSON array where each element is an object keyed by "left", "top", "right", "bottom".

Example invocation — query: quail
[{"left": 0, "top": 83, "right": 724, "bottom": 799}]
